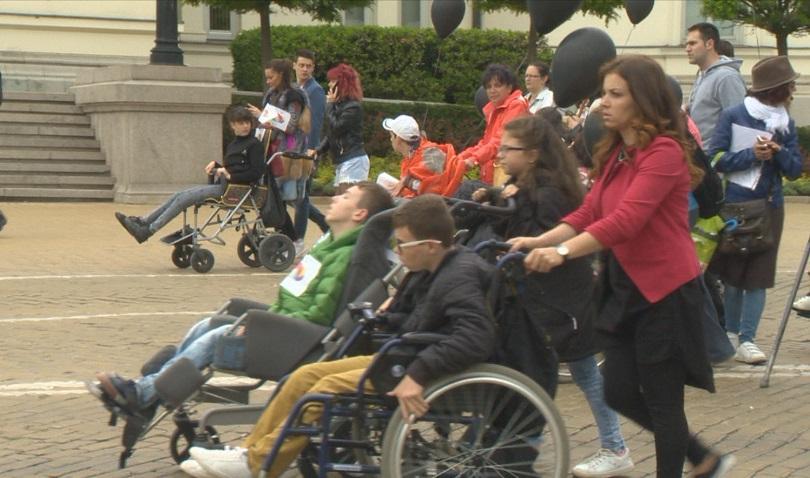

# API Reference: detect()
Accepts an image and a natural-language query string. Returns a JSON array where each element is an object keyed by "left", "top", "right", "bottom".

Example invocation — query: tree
[
  {"left": 702, "top": 0, "right": 810, "bottom": 56},
  {"left": 183, "top": 0, "right": 372, "bottom": 67},
  {"left": 475, "top": 0, "right": 624, "bottom": 63}
]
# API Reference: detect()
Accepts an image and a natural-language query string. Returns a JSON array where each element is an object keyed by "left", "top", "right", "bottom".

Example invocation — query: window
[
  {"left": 401, "top": 0, "right": 421, "bottom": 27},
  {"left": 205, "top": 4, "right": 238, "bottom": 40},
  {"left": 344, "top": 6, "right": 366, "bottom": 25},
  {"left": 684, "top": 0, "right": 737, "bottom": 40},
  {"left": 209, "top": 5, "right": 231, "bottom": 31}
]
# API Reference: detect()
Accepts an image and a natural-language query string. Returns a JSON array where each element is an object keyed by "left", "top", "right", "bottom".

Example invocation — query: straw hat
[{"left": 750, "top": 56, "right": 800, "bottom": 92}]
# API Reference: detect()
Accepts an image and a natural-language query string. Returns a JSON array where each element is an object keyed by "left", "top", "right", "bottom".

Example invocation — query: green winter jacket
[{"left": 268, "top": 226, "right": 362, "bottom": 326}]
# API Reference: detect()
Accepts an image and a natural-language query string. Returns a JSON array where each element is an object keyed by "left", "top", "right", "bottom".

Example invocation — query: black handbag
[{"left": 717, "top": 198, "right": 775, "bottom": 255}]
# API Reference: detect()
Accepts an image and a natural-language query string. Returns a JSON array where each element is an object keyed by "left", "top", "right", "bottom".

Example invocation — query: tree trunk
[
  {"left": 259, "top": 2, "right": 272, "bottom": 68},
  {"left": 776, "top": 31, "right": 788, "bottom": 56},
  {"left": 527, "top": 16, "right": 538, "bottom": 63}
]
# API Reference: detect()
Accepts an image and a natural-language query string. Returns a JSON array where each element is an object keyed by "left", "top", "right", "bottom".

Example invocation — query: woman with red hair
[{"left": 310, "top": 63, "right": 369, "bottom": 193}]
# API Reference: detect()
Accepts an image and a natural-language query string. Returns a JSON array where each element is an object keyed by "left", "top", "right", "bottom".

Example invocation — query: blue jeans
[
  {"left": 135, "top": 317, "right": 233, "bottom": 407},
  {"left": 294, "top": 177, "right": 329, "bottom": 239},
  {"left": 568, "top": 354, "right": 626, "bottom": 452},
  {"left": 143, "top": 183, "right": 226, "bottom": 233},
  {"left": 724, "top": 285, "right": 766, "bottom": 344}
]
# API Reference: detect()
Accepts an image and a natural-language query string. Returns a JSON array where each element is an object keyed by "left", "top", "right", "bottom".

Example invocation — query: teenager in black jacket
[{"left": 115, "top": 106, "right": 265, "bottom": 243}]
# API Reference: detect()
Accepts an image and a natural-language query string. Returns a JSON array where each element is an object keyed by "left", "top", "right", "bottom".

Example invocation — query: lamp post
[{"left": 150, "top": 0, "right": 184, "bottom": 65}]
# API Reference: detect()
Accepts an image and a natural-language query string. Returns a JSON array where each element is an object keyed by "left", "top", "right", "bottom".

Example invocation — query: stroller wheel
[
  {"left": 190, "top": 249, "right": 215, "bottom": 273},
  {"left": 237, "top": 235, "right": 262, "bottom": 268},
  {"left": 171, "top": 245, "right": 193, "bottom": 269},
  {"left": 169, "top": 423, "right": 220, "bottom": 464},
  {"left": 259, "top": 234, "right": 295, "bottom": 272}
]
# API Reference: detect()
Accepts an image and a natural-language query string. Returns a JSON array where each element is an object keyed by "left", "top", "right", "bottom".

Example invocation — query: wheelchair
[
  {"left": 194, "top": 247, "right": 569, "bottom": 477},
  {"left": 93, "top": 207, "right": 400, "bottom": 468},
  {"left": 160, "top": 151, "right": 313, "bottom": 274}
]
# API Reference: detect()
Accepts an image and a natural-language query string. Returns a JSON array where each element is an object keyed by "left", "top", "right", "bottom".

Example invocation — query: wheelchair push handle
[
  {"left": 446, "top": 197, "right": 517, "bottom": 217},
  {"left": 473, "top": 239, "right": 514, "bottom": 254},
  {"left": 496, "top": 251, "right": 527, "bottom": 270},
  {"left": 347, "top": 301, "right": 378, "bottom": 323},
  {"left": 266, "top": 151, "right": 316, "bottom": 166}
]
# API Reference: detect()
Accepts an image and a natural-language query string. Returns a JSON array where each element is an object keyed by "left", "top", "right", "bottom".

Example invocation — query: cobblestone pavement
[{"left": 0, "top": 200, "right": 808, "bottom": 477}]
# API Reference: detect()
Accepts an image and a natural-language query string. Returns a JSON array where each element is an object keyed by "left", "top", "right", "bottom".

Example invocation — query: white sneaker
[
  {"left": 190, "top": 446, "right": 251, "bottom": 478},
  {"left": 735, "top": 341, "right": 767, "bottom": 364},
  {"left": 572, "top": 447, "right": 634, "bottom": 477},
  {"left": 725, "top": 332, "right": 739, "bottom": 350},
  {"left": 793, "top": 295, "right": 810, "bottom": 313},
  {"left": 179, "top": 459, "right": 217, "bottom": 478}
]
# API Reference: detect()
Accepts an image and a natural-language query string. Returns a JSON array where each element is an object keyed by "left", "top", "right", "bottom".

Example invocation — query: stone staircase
[{"left": 0, "top": 91, "right": 114, "bottom": 201}]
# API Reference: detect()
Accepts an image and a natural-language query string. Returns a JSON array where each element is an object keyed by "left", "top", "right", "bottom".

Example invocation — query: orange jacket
[
  {"left": 397, "top": 139, "right": 462, "bottom": 197},
  {"left": 458, "top": 89, "right": 529, "bottom": 184}
]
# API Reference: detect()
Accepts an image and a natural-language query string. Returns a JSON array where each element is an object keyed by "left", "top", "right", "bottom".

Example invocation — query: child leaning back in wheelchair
[
  {"left": 183, "top": 194, "right": 497, "bottom": 478},
  {"left": 115, "top": 105, "right": 265, "bottom": 244}
]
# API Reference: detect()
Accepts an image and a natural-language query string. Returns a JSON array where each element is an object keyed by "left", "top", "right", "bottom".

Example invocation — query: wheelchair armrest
[
  {"left": 243, "top": 310, "right": 329, "bottom": 381},
  {"left": 398, "top": 332, "right": 449, "bottom": 346},
  {"left": 223, "top": 298, "right": 270, "bottom": 317}
]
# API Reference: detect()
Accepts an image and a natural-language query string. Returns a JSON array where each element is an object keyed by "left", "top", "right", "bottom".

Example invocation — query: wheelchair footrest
[
  {"left": 160, "top": 226, "right": 196, "bottom": 246},
  {"left": 155, "top": 358, "right": 206, "bottom": 408}
]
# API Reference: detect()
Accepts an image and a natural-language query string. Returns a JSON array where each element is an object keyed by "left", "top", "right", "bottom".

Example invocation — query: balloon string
[{"left": 619, "top": 25, "right": 635, "bottom": 53}]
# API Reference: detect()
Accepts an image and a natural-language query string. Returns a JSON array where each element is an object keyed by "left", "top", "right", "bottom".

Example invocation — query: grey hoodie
[{"left": 688, "top": 56, "right": 746, "bottom": 151}]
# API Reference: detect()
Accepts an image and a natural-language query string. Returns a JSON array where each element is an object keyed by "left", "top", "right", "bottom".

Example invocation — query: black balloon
[
  {"left": 431, "top": 0, "right": 466, "bottom": 39},
  {"left": 550, "top": 28, "right": 616, "bottom": 108},
  {"left": 527, "top": 0, "right": 583, "bottom": 35},
  {"left": 583, "top": 111, "right": 606, "bottom": 161},
  {"left": 624, "top": 0, "right": 654, "bottom": 25},
  {"left": 474, "top": 86, "right": 488, "bottom": 116}
]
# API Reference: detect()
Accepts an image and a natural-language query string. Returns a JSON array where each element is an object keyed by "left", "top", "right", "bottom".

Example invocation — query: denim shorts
[{"left": 334, "top": 154, "right": 370, "bottom": 186}]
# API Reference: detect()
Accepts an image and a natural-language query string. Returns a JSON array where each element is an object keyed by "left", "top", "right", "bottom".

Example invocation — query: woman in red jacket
[
  {"left": 458, "top": 64, "right": 528, "bottom": 185},
  {"left": 509, "top": 55, "right": 734, "bottom": 478}
]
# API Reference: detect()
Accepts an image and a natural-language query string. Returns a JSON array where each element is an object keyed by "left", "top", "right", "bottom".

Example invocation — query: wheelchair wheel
[
  {"left": 380, "top": 363, "right": 569, "bottom": 478},
  {"left": 258, "top": 233, "right": 295, "bottom": 272},
  {"left": 191, "top": 249, "right": 215, "bottom": 273},
  {"left": 237, "top": 234, "right": 262, "bottom": 268},
  {"left": 171, "top": 245, "right": 193, "bottom": 269},
  {"left": 169, "top": 423, "right": 220, "bottom": 464}
]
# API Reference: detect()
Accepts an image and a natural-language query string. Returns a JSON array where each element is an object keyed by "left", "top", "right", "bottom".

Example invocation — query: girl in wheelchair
[
  {"left": 183, "top": 195, "right": 499, "bottom": 478},
  {"left": 114, "top": 105, "right": 265, "bottom": 244}
]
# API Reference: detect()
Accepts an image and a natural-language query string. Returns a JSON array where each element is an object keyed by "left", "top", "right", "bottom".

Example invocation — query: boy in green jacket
[{"left": 92, "top": 182, "right": 393, "bottom": 415}]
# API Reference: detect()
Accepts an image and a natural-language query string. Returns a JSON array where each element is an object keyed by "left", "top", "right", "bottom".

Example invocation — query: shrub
[{"left": 230, "top": 25, "right": 551, "bottom": 104}]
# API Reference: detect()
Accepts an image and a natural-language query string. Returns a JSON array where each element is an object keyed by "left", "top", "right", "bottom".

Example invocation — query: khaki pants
[{"left": 242, "top": 355, "right": 375, "bottom": 477}]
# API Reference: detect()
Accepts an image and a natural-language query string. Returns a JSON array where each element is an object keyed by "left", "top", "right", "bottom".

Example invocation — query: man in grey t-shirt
[{"left": 685, "top": 22, "right": 746, "bottom": 151}]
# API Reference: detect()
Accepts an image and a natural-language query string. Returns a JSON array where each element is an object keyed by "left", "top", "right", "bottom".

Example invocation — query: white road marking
[
  {"left": 0, "top": 272, "right": 285, "bottom": 281},
  {"left": 0, "top": 377, "right": 275, "bottom": 397},
  {"left": 0, "top": 311, "right": 215, "bottom": 323},
  {"left": 1, "top": 366, "right": 808, "bottom": 397}
]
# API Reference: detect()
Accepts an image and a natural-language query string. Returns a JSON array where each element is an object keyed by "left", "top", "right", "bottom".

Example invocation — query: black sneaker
[{"left": 121, "top": 216, "right": 152, "bottom": 243}]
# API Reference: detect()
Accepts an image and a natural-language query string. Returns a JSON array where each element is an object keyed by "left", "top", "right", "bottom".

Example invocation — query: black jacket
[
  {"left": 316, "top": 99, "right": 366, "bottom": 165},
  {"left": 223, "top": 132, "right": 265, "bottom": 184},
  {"left": 490, "top": 183, "right": 598, "bottom": 362},
  {"left": 383, "top": 248, "right": 496, "bottom": 386}
]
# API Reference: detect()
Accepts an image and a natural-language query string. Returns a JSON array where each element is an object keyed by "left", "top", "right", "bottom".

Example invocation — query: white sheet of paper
[
  {"left": 376, "top": 172, "right": 400, "bottom": 192},
  {"left": 723, "top": 124, "right": 772, "bottom": 190},
  {"left": 254, "top": 127, "right": 266, "bottom": 141},
  {"left": 280, "top": 255, "right": 322, "bottom": 297},
  {"left": 258, "top": 104, "right": 291, "bottom": 132}
]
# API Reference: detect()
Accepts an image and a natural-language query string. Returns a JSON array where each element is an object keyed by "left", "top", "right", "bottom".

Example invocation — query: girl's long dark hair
[{"left": 504, "top": 115, "right": 584, "bottom": 206}]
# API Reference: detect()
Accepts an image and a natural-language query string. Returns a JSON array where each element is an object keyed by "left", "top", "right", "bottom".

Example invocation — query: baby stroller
[
  {"left": 93, "top": 207, "right": 400, "bottom": 468},
  {"left": 160, "top": 151, "right": 311, "bottom": 273}
]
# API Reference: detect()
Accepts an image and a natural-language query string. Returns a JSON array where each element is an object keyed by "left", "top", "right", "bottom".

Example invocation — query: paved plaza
[{"left": 0, "top": 199, "right": 808, "bottom": 477}]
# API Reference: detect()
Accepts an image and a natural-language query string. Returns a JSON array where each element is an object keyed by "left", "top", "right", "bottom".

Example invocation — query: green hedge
[
  {"left": 228, "top": 93, "right": 484, "bottom": 195},
  {"left": 230, "top": 25, "right": 551, "bottom": 104}
]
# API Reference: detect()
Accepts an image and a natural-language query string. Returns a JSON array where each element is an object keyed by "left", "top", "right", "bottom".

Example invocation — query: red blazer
[
  {"left": 459, "top": 89, "right": 528, "bottom": 184},
  {"left": 563, "top": 136, "right": 700, "bottom": 303}
]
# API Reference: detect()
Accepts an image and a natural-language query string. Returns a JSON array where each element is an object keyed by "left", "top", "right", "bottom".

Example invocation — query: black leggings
[{"left": 602, "top": 345, "right": 711, "bottom": 477}]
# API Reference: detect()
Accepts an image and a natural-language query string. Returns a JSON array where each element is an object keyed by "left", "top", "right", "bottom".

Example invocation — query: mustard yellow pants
[{"left": 241, "top": 354, "right": 375, "bottom": 477}]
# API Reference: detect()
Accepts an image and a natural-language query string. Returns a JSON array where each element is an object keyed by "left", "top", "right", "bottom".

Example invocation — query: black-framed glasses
[
  {"left": 498, "top": 144, "right": 529, "bottom": 154},
  {"left": 394, "top": 239, "right": 441, "bottom": 253}
]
